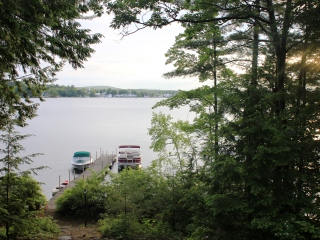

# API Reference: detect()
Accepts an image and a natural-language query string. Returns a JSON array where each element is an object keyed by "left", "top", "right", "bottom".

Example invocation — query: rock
[{"left": 57, "top": 236, "right": 72, "bottom": 240}]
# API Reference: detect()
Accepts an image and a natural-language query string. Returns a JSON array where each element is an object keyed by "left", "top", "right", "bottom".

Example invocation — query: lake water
[{"left": 13, "top": 98, "right": 191, "bottom": 199}]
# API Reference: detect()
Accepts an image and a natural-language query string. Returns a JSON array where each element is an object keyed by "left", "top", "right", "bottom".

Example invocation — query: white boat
[
  {"left": 71, "top": 151, "right": 93, "bottom": 171},
  {"left": 117, "top": 145, "right": 142, "bottom": 172}
]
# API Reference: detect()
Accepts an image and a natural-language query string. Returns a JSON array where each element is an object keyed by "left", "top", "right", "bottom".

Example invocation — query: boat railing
[{"left": 118, "top": 158, "right": 141, "bottom": 164}]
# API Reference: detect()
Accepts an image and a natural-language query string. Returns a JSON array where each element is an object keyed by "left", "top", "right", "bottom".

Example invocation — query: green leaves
[
  {"left": 149, "top": 112, "right": 194, "bottom": 169},
  {"left": 98, "top": 166, "right": 188, "bottom": 239},
  {"left": 56, "top": 170, "right": 109, "bottom": 219},
  {"left": 0, "top": 0, "right": 104, "bottom": 129},
  {"left": 0, "top": 123, "right": 45, "bottom": 174},
  {"left": 0, "top": 123, "right": 55, "bottom": 238}
]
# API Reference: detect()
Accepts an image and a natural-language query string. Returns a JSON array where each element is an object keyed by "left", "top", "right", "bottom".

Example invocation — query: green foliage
[
  {"left": 56, "top": 166, "right": 187, "bottom": 238},
  {"left": 96, "top": 0, "right": 320, "bottom": 237},
  {"left": 0, "top": 0, "right": 104, "bottom": 129},
  {"left": 45, "top": 84, "right": 88, "bottom": 97},
  {"left": 163, "top": 23, "right": 228, "bottom": 84},
  {"left": 2, "top": 0, "right": 316, "bottom": 239},
  {"left": 0, "top": 122, "right": 56, "bottom": 239},
  {"left": 149, "top": 111, "right": 196, "bottom": 170},
  {"left": 99, "top": 167, "right": 185, "bottom": 239},
  {"left": 99, "top": 214, "right": 173, "bottom": 240},
  {"left": 0, "top": 123, "right": 45, "bottom": 175},
  {"left": 104, "top": 168, "right": 170, "bottom": 219},
  {"left": 43, "top": 84, "right": 177, "bottom": 98},
  {"left": 0, "top": 174, "right": 56, "bottom": 239},
  {"left": 148, "top": 77, "right": 320, "bottom": 239},
  {"left": 55, "top": 170, "right": 108, "bottom": 219},
  {"left": 105, "top": 0, "right": 320, "bottom": 237},
  {"left": 0, "top": 215, "right": 60, "bottom": 240}
]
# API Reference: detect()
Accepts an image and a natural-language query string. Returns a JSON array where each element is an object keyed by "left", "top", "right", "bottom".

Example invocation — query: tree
[
  {"left": 99, "top": 167, "right": 177, "bottom": 239},
  {"left": 0, "top": 0, "right": 104, "bottom": 129},
  {"left": 47, "top": 88, "right": 59, "bottom": 98},
  {"left": 162, "top": 20, "right": 236, "bottom": 163},
  {"left": 111, "top": 89, "right": 118, "bottom": 96},
  {"left": 105, "top": 0, "right": 320, "bottom": 238},
  {"left": 0, "top": 121, "right": 57, "bottom": 239},
  {"left": 105, "top": 0, "right": 319, "bottom": 111},
  {"left": 118, "top": 89, "right": 128, "bottom": 95}
]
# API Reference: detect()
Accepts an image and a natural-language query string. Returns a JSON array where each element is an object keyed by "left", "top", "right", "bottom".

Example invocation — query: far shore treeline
[
  {"left": 12, "top": 83, "right": 177, "bottom": 98},
  {"left": 41, "top": 84, "right": 176, "bottom": 98}
]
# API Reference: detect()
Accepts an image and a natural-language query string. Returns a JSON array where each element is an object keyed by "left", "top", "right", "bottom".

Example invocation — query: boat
[
  {"left": 61, "top": 179, "right": 69, "bottom": 186},
  {"left": 52, "top": 179, "right": 69, "bottom": 196},
  {"left": 71, "top": 151, "right": 93, "bottom": 171},
  {"left": 117, "top": 145, "right": 142, "bottom": 172}
]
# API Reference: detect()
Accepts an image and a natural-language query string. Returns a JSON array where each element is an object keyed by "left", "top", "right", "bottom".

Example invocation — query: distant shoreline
[
  {"left": 43, "top": 84, "right": 177, "bottom": 98},
  {"left": 42, "top": 95, "right": 171, "bottom": 98}
]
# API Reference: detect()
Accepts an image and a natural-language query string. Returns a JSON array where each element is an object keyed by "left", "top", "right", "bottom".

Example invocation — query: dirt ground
[
  {"left": 56, "top": 218, "right": 103, "bottom": 240},
  {"left": 45, "top": 210, "right": 106, "bottom": 240}
]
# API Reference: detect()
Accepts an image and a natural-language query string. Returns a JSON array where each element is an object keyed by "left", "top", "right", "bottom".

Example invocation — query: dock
[{"left": 45, "top": 153, "right": 116, "bottom": 213}]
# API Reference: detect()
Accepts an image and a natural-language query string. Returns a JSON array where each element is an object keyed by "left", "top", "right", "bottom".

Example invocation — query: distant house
[
  {"left": 114, "top": 94, "right": 137, "bottom": 98},
  {"left": 163, "top": 93, "right": 173, "bottom": 98}
]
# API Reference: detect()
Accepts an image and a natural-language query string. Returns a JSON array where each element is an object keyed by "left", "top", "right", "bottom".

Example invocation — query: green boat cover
[{"left": 73, "top": 151, "right": 91, "bottom": 157}]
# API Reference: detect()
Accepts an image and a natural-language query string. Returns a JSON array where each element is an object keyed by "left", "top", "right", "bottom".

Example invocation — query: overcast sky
[{"left": 55, "top": 14, "right": 202, "bottom": 91}]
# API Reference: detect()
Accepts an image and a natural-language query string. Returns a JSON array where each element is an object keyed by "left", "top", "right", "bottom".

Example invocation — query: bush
[
  {"left": 0, "top": 216, "right": 60, "bottom": 239},
  {"left": 0, "top": 174, "right": 55, "bottom": 239},
  {"left": 13, "top": 216, "right": 60, "bottom": 239},
  {"left": 55, "top": 171, "right": 108, "bottom": 219},
  {"left": 98, "top": 214, "right": 174, "bottom": 240}
]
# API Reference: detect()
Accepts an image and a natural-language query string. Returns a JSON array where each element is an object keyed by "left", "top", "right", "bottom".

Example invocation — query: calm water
[{"left": 13, "top": 98, "right": 191, "bottom": 199}]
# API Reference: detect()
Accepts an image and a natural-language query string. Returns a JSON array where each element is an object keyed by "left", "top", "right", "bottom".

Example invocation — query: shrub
[
  {"left": 99, "top": 214, "right": 174, "bottom": 240},
  {"left": 11, "top": 216, "right": 60, "bottom": 239},
  {"left": 0, "top": 174, "right": 56, "bottom": 239},
  {"left": 55, "top": 171, "right": 108, "bottom": 219}
]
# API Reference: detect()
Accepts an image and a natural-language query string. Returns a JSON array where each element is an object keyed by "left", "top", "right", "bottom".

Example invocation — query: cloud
[{"left": 55, "top": 14, "right": 202, "bottom": 90}]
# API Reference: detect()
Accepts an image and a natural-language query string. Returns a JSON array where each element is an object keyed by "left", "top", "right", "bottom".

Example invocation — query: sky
[{"left": 55, "top": 14, "right": 202, "bottom": 91}]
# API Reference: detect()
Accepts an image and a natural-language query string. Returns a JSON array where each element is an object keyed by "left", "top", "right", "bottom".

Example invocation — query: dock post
[{"left": 84, "top": 189, "right": 87, "bottom": 227}]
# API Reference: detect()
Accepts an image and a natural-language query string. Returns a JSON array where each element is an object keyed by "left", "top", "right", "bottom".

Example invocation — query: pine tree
[
  {"left": 0, "top": 121, "right": 48, "bottom": 239},
  {"left": 107, "top": 0, "right": 320, "bottom": 238}
]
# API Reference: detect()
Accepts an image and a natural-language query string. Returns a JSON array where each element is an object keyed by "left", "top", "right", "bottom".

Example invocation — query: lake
[{"left": 12, "top": 98, "right": 191, "bottom": 199}]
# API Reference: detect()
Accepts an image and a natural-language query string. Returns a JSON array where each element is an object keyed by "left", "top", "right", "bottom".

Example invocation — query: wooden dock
[{"left": 45, "top": 153, "right": 115, "bottom": 212}]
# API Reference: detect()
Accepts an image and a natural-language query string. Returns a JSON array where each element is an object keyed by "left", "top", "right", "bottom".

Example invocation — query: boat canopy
[{"left": 73, "top": 151, "right": 91, "bottom": 157}]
